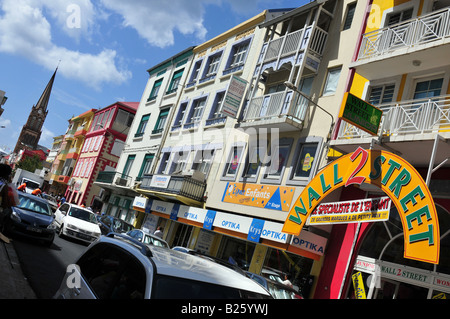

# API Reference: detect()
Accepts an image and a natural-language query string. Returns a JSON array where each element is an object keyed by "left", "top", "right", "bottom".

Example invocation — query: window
[
  {"left": 413, "top": 78, "right": 443, "bottom": 100},
  {"left": 369, "top": 84, "right": 395, "bottom": 105},
  {"left": 148, "top": 78, "right": 163, "bottom": 102},
  {"left": 111, "top": 109, "right": 135, "bottom": 135},
  {"left": 224, "top": 39, "right": 250, "bottom": 74},
  {"left": 192, "top": 149, "right": 215, "bottom": 176},
  {"left": 343, "top": 2, "right": 357, "bottom": 30},
  {"left": 187, "top": 60, "right": 203, "bottom": 86},
  {"left": 152, "top": 108, "right": 169, "bottom": 134},
  {"left": 206, "top": 91, "right": 226, "bottom": 125},
  {"left": 387, "top": 8, "right": 413, "bottom": 26},
  {"left": 323, "top": 66, "right": 341, "bottom": 96},
  {"left": 76, "top": 243, "right": 146, "bottom": 299},
  {"left": 241, "top": 144, "right": 266, "bottom": 182},
  {"left": 200, "top": 52, "right": 222, "bottom": 82},
  {"left": 261, "top": 138, "right": 293, "bottom": 184},
  {"left": 137, "top": 154, "right": 154, "bottom": 181},
  {"left": 122, "top": 155, "right": 135, "bottom": 178},
  {"left": 135, "top": 114, "right": 150, "bottom": 137},
  {"left": 172, "top": 102, "right": 188, "bottom": 129},
  {"left": 222, "top": 145, "right": 244, "bottom": 180},
  {"left": 167, "top": 69, "right": 184, "bottom": 94},
  {"left": 185, "top": 97, "right": 206, "bottom": 125},
  {"left": 157, "top": 152, "right": 170, "bottom": 174},
  {"left": 288, "top": 137, "right": 323, "bottom": 186},
  {"left": 169, "top": 151, "right": 190, "bottom": 174}
]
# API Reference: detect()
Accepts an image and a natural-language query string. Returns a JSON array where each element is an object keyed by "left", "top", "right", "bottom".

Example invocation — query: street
[{"left": 12, "top": 234, "right": 88, "bottom": 299}]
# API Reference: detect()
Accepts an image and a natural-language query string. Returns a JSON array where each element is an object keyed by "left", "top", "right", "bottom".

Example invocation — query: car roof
[
  {"left": 64, "top": 202, "right": 94, "bottom": 212},
  {"left": 100, "top": 235, "right": 270, "bottom": 296}
]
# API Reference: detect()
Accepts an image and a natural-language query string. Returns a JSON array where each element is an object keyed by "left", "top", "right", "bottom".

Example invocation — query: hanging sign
[
  {"left": 339, "top": 92, "right": 383, "bottom": 136},
  {"left": 220, "top": 75, "right": 248, "bottom": 118},
  {"left": 282, "top": 147, "right": 440, "bottom": 264},
  {"left": 352, "top": 272, "right": 367, "bottom": 299},
  {"left": 307, "top": 197, "right": 391, "bottom": 225}
]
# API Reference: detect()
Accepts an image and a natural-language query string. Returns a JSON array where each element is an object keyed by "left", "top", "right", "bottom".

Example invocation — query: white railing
[
  {"left": 336, "top": 95, "right": 450, "bottom": 139},
  {"left": 261, "top": 26, "right": 328, "bottom": 64},
  {"left": 357, "top": 8, "right": 450, "bottom": 61},
  {"left": 243, "top": 91, "right": 310, "bottom": 122}
]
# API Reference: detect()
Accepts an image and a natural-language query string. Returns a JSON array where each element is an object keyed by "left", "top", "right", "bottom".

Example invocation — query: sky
[{"left": 0, "top": 0, "right": 307, "bottom": 153}]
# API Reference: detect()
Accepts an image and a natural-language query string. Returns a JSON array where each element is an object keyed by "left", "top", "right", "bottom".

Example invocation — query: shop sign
[
  {"left": 283, "top": 147, "right": 440, "bottom": 264},
  {"left": 203, "top": 210, "right": 217, "bottom": 230},
  {"left": 213, "top": 211, "right": 252, "bottom": 234},
  {"left": 290, "top": 230, "right": 327, "bottom": 256},
  {"left": 150, "top": 199, "right": 174, "bottom": 215},
  {"left": 150, "top": 175, "right": 171, "bottom": 188},
  {"left": 307, "top": 197, "right": 391, "bottom": 225},
  {"left": 132, "top": 196, "right": 147, "bottom": 211},
  {"left": 260, "top": 221, "right": 289, "bottom": 243},
  {"left": 248, "top": 219, "right": 265, "bottom": 243},
  {"left": 352, "top": 272, "right": 367, "bottom": 299},
  {"left": 339, "top": 92, "right": 382, "bottom": 136},
  {"left": 222, "top": 182, "right": 295, "bottom": 212},
  {"left": 379, "top": 261, "right": 432, "bottom": 285},
  {"left": 178, "top": 206, "right": 207, "bottom": 224},
  {"left": 220, "top": 75, "right": 247, "bottom": 118}
]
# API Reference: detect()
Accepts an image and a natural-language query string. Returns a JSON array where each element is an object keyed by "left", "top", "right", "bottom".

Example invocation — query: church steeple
[{"left": 13, "top": 67, "right": 57, "bottom": 154}]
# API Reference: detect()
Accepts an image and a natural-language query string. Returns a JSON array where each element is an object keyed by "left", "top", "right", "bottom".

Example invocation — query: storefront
[
  {"left": 133, "top": 196, "right": 327, "bottom": 298},
  {"left": 282, "top": 147, "right": 449, "bottom": 299}
]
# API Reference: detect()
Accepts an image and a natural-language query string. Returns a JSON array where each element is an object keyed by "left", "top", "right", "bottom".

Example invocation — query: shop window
[
  {"left": 288, "top": 137, "right": 322, "bottom": 186},
  {"left": 222, "top": 145, "right": 245, "bottom": 181},
  {"left": 261, "top": 138, "right": 293, "bottom": 184}
]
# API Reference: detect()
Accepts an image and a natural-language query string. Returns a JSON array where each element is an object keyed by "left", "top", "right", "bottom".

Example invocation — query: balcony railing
[
  {"left": 357, "top": 8, "right": 450, "bottom": 61},
  {"left": 96, "top": 171, "right": 133, "bottom": 188},
  {"left": 243, "top": 91, "right": 309, "bottom": 123},
  {"left": 336, "top": 95, "right": 450, "bottom": 139},
  {"left": 259, "top": 25, "right": 328, "bottom": 65},
  {"left": 139, "top": 174, "right": 206, "bottom": 203}
]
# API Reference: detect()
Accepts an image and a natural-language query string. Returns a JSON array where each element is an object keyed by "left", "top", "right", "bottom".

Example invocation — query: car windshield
[
  {"left": 143, "top": 235, "right": 168, "bottom": 248},
  {"left": 69, "top": 207, "right": 97, "bottom": 223},
  {"left": 24, "top": 180, "right": 40, "bottom": 190},
  {"left": 113, "top": 219, "right": 133, "bottom": 233},
  {"left": 17, "top": 194, "right": 52, "bottom": 216}
]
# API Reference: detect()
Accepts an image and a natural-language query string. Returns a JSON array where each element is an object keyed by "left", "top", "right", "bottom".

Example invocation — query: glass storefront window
[{"left": 217, "top": 236, "right": 255, "bottom": 270}]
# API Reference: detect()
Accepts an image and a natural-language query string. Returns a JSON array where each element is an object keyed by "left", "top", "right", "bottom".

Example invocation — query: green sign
[{"left": 339, "top": 92, "right": 383, "bottom": 136}]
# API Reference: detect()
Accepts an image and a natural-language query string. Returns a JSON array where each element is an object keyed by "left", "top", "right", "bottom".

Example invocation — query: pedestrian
[
  {"left": 17, "top": 182, "right": 26, "bottom": 192},
  {"left": 31, "top": 187, "right": 42, "bottom": 196},
  {"left": 0, "top": 164, "right": 19, "bottom": 230},
  {"left": 154, "top": 226, "right": 163, "bottom": 239},
  {"left": 281, "top": 274, "right": 294, "bottom": 288}
]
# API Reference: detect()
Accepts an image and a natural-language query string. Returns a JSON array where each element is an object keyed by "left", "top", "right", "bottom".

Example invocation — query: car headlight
[
  {"left": 47, "top": 223, "right": 57, "bottom": 230},
  {"left": 10, "top": 211, "right": 21, "bottom": 223}
]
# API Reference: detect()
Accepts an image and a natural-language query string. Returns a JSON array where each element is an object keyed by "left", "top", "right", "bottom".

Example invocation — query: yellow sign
[
  {"left": 282, "top": 147, "right": 440, "bottom": 264},
  {"left": 352, "top": 272, "right": 367, "bottom": 299},
  {"left": 222, "top": 182, "right": 295, "bottom": 212}
]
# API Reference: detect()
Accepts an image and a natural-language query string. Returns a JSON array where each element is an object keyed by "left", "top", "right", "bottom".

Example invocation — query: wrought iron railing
[
  {"left": 357, "top": 8, "right": 450, "bottom": 61},
  {"left": 139, "top": 174, "right": 206, "bottom": 202},
  {"left": 336, "top": 95, "right": 450, "bottom": 139}
]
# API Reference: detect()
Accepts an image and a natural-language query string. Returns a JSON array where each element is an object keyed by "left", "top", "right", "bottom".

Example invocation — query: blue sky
[{"left": 0, "top": 0, "right": 306, "bottom": 153}]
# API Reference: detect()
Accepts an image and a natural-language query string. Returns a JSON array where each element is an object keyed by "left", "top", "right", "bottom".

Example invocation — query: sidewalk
[{"left": 0, "top": 233, "right": 36, "bottom": 299}]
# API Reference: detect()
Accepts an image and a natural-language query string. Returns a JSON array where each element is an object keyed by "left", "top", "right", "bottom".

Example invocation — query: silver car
[{"left": 54, "top": 233, "right": 271, "bottom": 299}]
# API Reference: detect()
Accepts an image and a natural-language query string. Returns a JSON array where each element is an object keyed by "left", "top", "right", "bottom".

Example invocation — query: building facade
[
  {"left": 317, "top": 0, "right": 450, "bottom": 299},
  {"left": 66, "top": 102, "right": 138, "bottom": 211}
]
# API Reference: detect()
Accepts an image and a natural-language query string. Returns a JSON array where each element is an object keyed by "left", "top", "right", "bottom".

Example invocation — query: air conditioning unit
[{"left": 115, "top": 177, "right": 128, "bottom": 187}]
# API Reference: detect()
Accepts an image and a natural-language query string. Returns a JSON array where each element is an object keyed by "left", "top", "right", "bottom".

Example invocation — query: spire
[{"left": 35, "top": 66, "right": 57, "bottom": 113}]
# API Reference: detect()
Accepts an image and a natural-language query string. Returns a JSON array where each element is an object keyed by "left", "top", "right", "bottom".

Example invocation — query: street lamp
[{"left": 283, "top": 81, "right": 335, "bottom": 131}]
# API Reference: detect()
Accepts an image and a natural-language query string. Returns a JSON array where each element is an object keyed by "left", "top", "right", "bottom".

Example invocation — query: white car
[{"left": 54, "top": 203, "right": 101, "bottom": 244}]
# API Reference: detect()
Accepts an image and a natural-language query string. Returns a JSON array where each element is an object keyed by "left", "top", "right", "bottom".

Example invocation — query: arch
[{"left": 282, "top": 147, "right": 440, "bottom": 264}]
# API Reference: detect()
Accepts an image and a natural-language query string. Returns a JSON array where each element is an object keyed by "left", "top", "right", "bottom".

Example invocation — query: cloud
[
  {"left": 100, "top": 0, "right": 211, "bottom": 48},
  {"left": 40, "top": 126, "right": 55, "bottom": 148},
  {"left": 0, "top": 0, "right": 131, "bottom": 89}
]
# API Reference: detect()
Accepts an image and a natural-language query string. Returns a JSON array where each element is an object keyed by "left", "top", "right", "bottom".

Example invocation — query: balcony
[
  {"left": 136, "top": 174, "right": 206, "bottom": 207},
  {"left": 353, "top": 8, "right": 450, "bottom": 79},
  {"left": 96, "top": 171, "right": 134, "bottom": 187},
  {"left": 258, "top": 25, "right": 328, "bottom": 73},
  {"left": 240, "top": 91, "right": 310, "bottom": 131},
  {"left": 331, "top": 94, "right": 450, "bottom": 167}
]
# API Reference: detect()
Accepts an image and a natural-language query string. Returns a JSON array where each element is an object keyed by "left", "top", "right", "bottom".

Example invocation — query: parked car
[
  {"left": 42, "top": 193, "right": 58, "bottom": 212},
  {"left": 126, "top": 229, "right": 169, "bottom": 248},
  {"left": 54, "top": 202, "right": 101, "bottom": 244},
  {"left": 98, "top": 215, "right": 134, "bottom": 235},
  {"left": 2, "top": 192, "right": 56, "bottom": 246},
  {"left": 246, "top": 272, "right": 303, "bottom": 299},
  {"left": 54, "top": 233, "right": 272, "bottom": 299}
]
